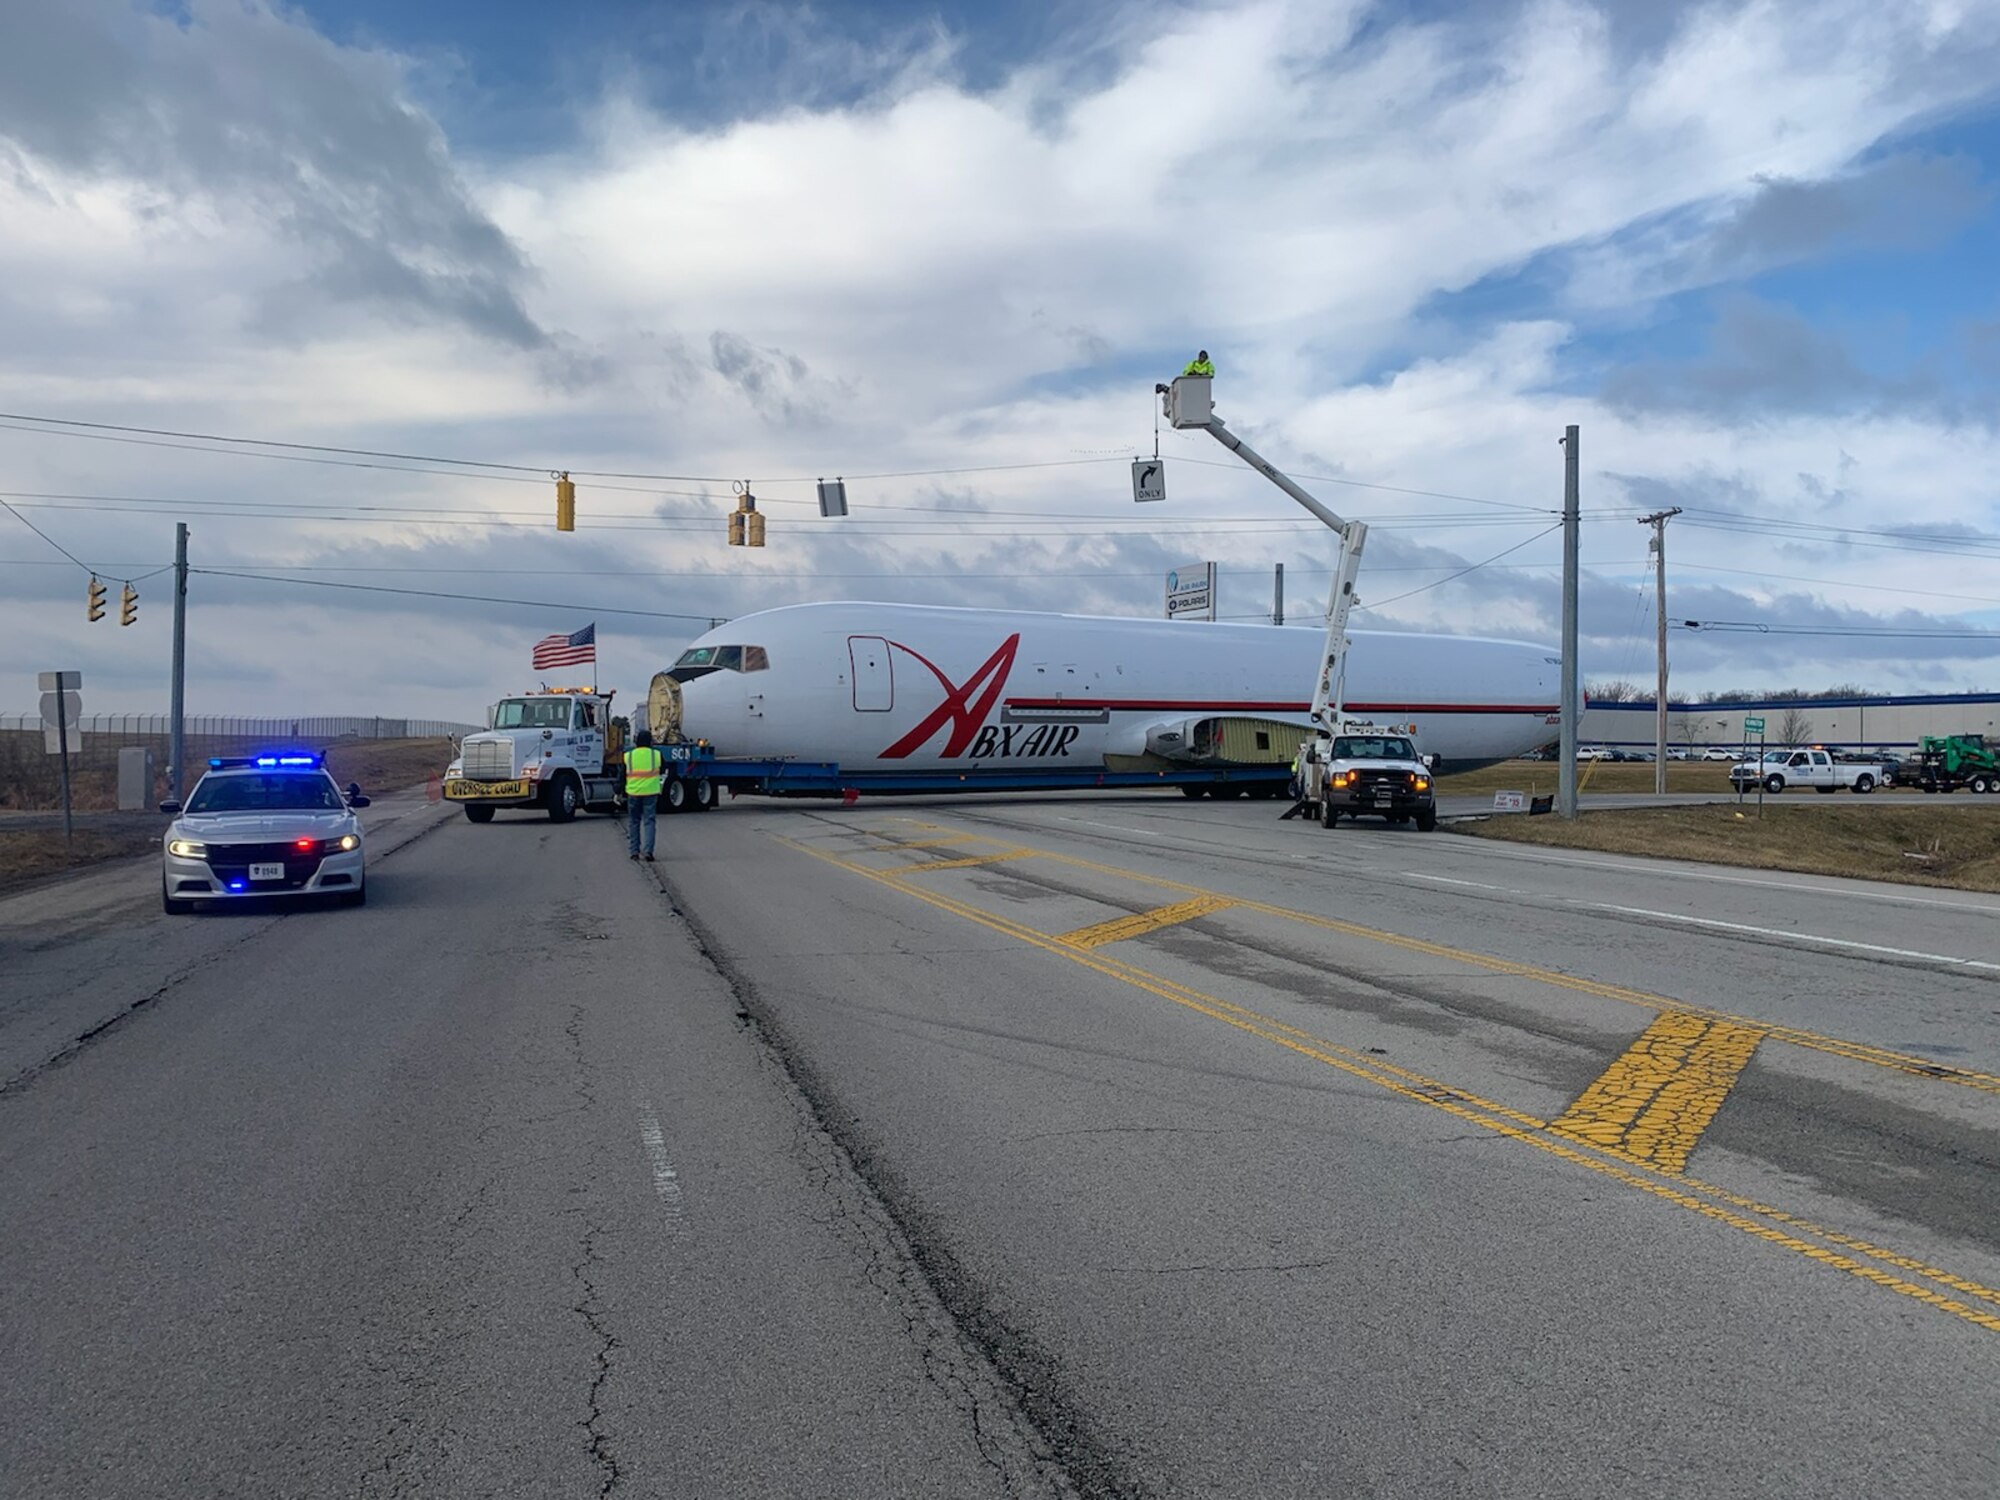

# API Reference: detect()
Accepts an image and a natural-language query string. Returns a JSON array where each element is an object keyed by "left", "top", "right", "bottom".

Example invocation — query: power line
[
  {"left": 1355, "top": 525, "right": 1563, "bottom": 610},
  {"left": 188, "top": 568, "right": 722, "bottom": 623}
]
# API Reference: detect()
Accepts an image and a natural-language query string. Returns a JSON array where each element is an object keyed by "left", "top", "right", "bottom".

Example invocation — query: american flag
[{"left": 532, "top": 624, "right": 596, "bottom": 670}]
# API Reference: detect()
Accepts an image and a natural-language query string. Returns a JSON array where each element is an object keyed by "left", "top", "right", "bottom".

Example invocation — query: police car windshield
[
  {"left": 493, "top": 699, "right": 569, "bottom": 728},
  {"left": 187, "top": 773, "right": 346, "bottom": 813},
  {"left": 1333, "top": 737, "right": 1416, "bottom": 760}
]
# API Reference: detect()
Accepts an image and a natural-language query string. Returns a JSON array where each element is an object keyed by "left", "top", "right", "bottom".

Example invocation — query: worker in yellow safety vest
[
  {"left": 1182, "top": 350, "right": 1214, "bottom": 377},
  {"left": 624, "top": 729, "right": 665, "bottom": 861}
]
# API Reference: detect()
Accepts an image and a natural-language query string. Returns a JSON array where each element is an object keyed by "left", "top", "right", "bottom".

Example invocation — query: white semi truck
[{"left": 442, "top": 687, "right": 629, "bottom": 822}]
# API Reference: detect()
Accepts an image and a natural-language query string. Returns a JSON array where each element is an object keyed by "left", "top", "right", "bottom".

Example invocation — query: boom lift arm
[{"left": 1162, "top": 375, "right": 1368, "bottom": 735}]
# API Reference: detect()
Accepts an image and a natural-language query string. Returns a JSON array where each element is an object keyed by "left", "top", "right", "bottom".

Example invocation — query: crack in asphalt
[
  {"left": 561, "top": 997, "right": 625, "bottom": 1495},
  {"left": 652, "top": 833, "right": 1145, "bottom": 1500}
]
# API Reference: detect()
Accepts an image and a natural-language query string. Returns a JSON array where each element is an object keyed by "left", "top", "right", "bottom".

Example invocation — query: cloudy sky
[{"left": 4, "top": 0, "right": 2000, "bottom": 721}]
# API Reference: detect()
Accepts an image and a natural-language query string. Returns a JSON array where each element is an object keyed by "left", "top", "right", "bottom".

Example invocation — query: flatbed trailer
[{"left": 656, "top": 741, "right": 1288, "bottom": 806}]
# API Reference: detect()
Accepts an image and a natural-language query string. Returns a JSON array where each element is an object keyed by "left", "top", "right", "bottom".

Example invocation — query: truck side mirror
[{"left": 158, "top": 800, "right": 181, "bottom": 815}]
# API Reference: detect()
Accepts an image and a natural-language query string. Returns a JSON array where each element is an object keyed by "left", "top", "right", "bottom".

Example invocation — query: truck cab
[
  {"left": 443, "top": 689, "right": 627, "bottom": 822},
  {"left": 1301, "top": 725, "right": 1438, "bottom": 830}
]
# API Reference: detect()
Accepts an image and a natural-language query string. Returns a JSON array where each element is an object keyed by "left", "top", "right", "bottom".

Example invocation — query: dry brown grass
[
  {"left": 1455, "top": 802, "right": 2000, "bottom": 892},
  {"left": 0, "top": 734, "right": 452, "bottom": 812},
  {"left": 0, "top": 738, "right": 452, "bottom": 892},
  {"left": 0, "top": 825, "right": 162, "bottom": 893},
  {"left": 1432, "top": 757, "right": 1928, "bottom": 798}
]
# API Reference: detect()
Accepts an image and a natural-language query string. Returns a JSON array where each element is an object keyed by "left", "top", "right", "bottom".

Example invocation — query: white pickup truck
[{"left": 1727, "top": 747, "right": 1882, "bottom": 795}]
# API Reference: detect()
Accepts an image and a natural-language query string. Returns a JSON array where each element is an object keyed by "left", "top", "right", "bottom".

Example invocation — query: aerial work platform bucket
[{"left": 1164, "top": 375, "right": 1212, "bottom": 429}]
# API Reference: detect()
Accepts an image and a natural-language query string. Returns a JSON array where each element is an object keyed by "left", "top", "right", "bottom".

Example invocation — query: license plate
[
  {"left": 448, "top": 779, "right": 525, "bottom": 799},
  {"left": 1373, "top": 789, "right": 1394, "bottom": 803},
  {"left": 249, "top": 863, "right": 285, "bottom": 881}
]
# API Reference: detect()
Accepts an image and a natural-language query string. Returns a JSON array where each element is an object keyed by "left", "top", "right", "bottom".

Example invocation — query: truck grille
[{"left": 462, "top": 740, "right": 516, "bottom": 780}]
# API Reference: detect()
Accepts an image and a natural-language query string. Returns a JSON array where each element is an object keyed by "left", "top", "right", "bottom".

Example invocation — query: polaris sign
[{"left": 1165, "top": 562, "right": 1216, "bottom": 622}]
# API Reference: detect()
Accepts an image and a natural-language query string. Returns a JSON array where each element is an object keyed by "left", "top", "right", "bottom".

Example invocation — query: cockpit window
[{"left": 672, "top": 644, "right": 767, "bottom": 681}]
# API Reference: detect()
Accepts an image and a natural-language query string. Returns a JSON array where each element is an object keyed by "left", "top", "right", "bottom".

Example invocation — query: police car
[{"left": 160, "top": 754, "right": 371, "bottom": 914}]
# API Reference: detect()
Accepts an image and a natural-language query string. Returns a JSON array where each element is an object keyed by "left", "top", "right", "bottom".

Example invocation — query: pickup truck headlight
[
  {"left": 167, "top": 838, "right": 207, "bottom": 858},
  {"left": 1331, "top": 772, "right": 1351, "bottom": 788},
  {"left": 1414, "top": 776, "right": 1430, "bottom": 791}
]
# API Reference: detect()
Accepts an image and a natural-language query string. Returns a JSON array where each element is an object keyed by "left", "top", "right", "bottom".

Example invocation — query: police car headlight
[
  {"left": 337, "top": 834, "right": 360, "bottom": 852},
  {"left": 168, "top": 838, "right": 207, "bottom": 858}
]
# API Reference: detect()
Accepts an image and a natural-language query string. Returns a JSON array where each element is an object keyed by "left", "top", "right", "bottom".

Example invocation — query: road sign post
[
  {"left": 39, "top": 671, "right": 82, "bottom": 844},
  {"left": 1743, "top": 717, "right": 1767, "bottom": 819}
]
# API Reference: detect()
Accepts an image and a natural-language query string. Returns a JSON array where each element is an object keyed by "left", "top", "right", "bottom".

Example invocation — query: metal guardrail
[{"left": 0, "top": 714, "right": 477, "bottom": 739}]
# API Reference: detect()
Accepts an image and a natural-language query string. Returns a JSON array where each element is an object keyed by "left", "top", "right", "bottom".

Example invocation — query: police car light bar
[{"left": 208, "top": 752, "right": 323, "bottom": 769}]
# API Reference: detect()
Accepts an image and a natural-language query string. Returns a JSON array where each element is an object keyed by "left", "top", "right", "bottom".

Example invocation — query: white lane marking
[
  {"left": 1064, "top": 817, "right": 1168, "bottom": 838},
  {"left": 1443, "top": 841, "right": 2000, "bottom": 914},
  {"left": 1404, "top": 873, "right": 1519, "bottom": 893},
  {"left": 1587, "top": 905, "right": 2000, "bottom": 973},
  {"left": 637, "top": 1109, "right": 690, "bottom": 1235}
]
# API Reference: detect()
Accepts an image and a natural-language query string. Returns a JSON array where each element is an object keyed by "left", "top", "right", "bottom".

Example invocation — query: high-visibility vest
[
  {"left": 623, "top": 746, "right": 664, "bottom": 797},
  {"left": 1183, "top": 358, "right": 1214, "bottom": 377}
]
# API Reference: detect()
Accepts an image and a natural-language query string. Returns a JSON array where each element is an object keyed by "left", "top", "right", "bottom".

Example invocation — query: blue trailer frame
[{"left": 657, "top": 741, "right": 1288, "bottom": 800}]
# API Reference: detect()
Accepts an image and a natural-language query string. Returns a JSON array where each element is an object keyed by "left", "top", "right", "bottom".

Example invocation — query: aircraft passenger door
[{"left": 850, "top": 636, "right": 893, "bottom": 711}]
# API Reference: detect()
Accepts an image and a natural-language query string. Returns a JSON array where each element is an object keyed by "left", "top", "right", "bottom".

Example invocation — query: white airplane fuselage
[{"left": 668, "top": 602, "right": 1560, "bottom": 787}]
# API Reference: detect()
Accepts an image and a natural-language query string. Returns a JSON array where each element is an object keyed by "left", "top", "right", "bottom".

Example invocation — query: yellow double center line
[{"left": 779, "top": 824, "right": 2000, "bottom": 1335}]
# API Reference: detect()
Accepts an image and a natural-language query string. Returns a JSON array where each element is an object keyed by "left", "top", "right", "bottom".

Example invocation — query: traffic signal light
[
  {"left": 555, "top": 472, "right": 575, "bottom": 532},
  {"left": 87, "top": 576, "right": 107, "bottom": 622},
  {"left": 728, "top": 491, "right": 764, "bottom": 546},
  {"left": 120, "top": 582, "right": 138, "bottom": 627}
]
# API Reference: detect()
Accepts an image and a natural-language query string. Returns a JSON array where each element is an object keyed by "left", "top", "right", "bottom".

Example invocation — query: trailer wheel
[
  {"left": 463, "top": 805, "right": 495, "bottom": 824},
  {"left": 663, "top": 775, "right": 690, "bottom": 813},
  {"left": 1764, "top": 774, "right": 1786, "bottom": 794},
  {"left": 1179, "top": 786, "right": 1206, "bottom": 799},
  {"left": 1973, "top": 775, "right": 1992, "bottom": 795},
  {"left": 694, "top": 778, "right": 717, "bottom": 811},
  {"left": 1853, "top": 774, "right": 1875, "bottom": 794}
]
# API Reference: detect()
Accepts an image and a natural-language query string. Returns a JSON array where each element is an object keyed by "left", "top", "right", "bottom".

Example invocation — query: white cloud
[{"left": 3, "top": 0, "right": 2000, "bottom": 715}]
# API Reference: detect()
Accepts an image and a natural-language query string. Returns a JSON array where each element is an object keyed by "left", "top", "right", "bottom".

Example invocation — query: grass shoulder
[{"left": 1452, "top": 800, "right": 2000, "bottom": 893}]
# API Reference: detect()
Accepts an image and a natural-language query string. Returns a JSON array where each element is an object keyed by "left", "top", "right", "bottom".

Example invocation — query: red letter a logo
[{"left": 878, "top": 634, "right": 1021, "bottom": 759}]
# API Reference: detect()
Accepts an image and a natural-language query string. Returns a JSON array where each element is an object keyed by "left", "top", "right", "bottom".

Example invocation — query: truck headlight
[
  {"left": 167, "top": 839, "right": 207, "bottom": 858},
  {"left": 1414, "top": 777, "right": 1430, "bottom": 790}
]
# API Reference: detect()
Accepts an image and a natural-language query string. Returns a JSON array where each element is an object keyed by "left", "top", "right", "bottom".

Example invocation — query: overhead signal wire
[
  {"left": 189, "top": 568, "right": 724, "bottom": 624},
  {"left": 1354, "top": 524, "right": 1563, "bottom": 610}
]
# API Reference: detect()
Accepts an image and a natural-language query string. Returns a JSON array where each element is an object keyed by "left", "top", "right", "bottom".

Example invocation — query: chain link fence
[
  {"left": 0, "top": 714, "right": 478, "bottom": 812},
  {"left": 0, "top": 714, "right": 477, "bottom": 740}
]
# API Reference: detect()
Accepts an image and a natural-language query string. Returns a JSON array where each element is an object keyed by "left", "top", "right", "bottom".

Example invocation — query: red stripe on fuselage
[{"left": 1004, "top": 699, "right": 1558, "bottom": 715}]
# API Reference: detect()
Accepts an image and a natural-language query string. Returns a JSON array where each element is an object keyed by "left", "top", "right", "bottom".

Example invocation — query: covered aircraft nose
[{"left": 646, "top": 672, "right": 683, "bottom": 742}]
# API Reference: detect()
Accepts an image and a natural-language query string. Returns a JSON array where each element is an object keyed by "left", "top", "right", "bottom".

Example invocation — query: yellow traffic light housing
[
  {"left": 555, "top": 472, "right": 575, "bottom": 532},
  {"left": 120, "top": 582, "right": 138, "bottom": 626},
  {"left": 87, "top": 576, "right": 107, "bottom": 622},
  {"left": 729, "top": 487, "right": 764, "bottom": 546}
]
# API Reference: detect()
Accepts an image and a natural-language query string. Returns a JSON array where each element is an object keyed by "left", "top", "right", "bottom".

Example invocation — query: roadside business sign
[
  {"left": 1165, "top": 562, "right": 1216, "bottom": 621},
  {"left": 1493, "top": 791, "right": 1526, "bottom": 812},
  {"left": 1743, "top": 716, "right": 1766, "bottom": 733}
]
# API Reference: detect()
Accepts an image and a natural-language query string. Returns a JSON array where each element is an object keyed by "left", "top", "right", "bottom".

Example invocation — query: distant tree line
[{"left": 1584, "top": 681, "right": 1871, "bottom": 704}]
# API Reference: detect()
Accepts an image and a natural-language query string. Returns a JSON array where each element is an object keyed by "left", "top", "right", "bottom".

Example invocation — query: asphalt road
[{"left": 3, "top": 789, "right": 1997, "bottom": 1497}]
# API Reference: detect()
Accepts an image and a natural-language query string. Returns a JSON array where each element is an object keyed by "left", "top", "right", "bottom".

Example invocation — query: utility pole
[
  {"left": 1273, "top": 563, "right": 1284, "bottom": 626},
  {"left": 170, "top": 522, "right": 188, "bottom": 805},
  {"left": 1638, "top": 507, "right": 1681, "bottom": 794},
  {"left": 1558, "top": 427, "right": 1580, "bottom": 819}
]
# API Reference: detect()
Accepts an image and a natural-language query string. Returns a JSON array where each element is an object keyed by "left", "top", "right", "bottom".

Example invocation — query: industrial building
[{"left": 1580, "top": 692, "right": 2000, "bottom": 754}]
